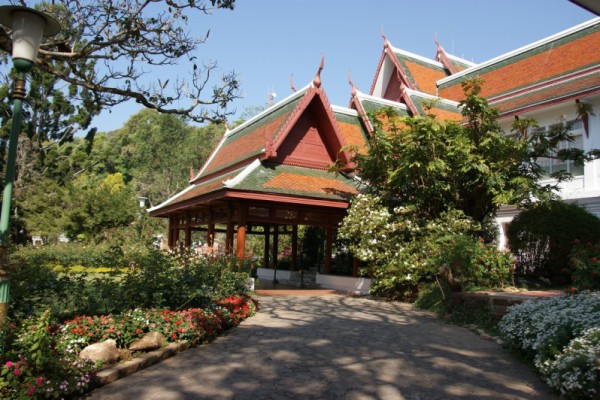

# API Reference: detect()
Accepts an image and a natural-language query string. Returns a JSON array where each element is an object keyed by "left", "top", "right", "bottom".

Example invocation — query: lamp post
[
  {"left": 137, "top": 196, "right": 148, "bottom": 240},
  {"left": 0, "top": 6, "right": 60, "bottom": 327}
]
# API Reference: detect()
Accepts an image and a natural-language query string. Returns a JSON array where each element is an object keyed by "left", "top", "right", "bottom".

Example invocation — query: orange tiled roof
[
  {"left": 197, "top": 93, "right": 303, "bottom": 179},
  {"left": 439, "top": 21, "right": 600, "bottom": 101},
  {"left": 262, "top": 172, "right": 358, "bottom": 197},
  {"left": 490, "top": 69, "right": 600, "bottom": 115},
  {"left": 402, "top": 59, "right": 448, "bottom": 95}
]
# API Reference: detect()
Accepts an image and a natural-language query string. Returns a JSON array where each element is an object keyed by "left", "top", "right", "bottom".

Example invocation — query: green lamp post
[{"left": 0, "top": 6, "right": 60, "bottom": 327}]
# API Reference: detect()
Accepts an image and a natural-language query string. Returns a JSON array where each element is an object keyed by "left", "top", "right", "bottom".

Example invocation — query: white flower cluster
[
  {"left": 539, "top": 327, "right": 600, "bottom": 397},
  {"left": 498, "top": 292, "right": 600, "bottom": 398}
]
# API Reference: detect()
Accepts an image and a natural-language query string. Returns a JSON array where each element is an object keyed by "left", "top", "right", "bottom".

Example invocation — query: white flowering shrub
[
  {"left": 539, "top": 327, "right": 600, "bottom": 399},
  {"left": 339, "top": 194, "right": 480, "bottom": 299},
  {"left": 498, "top": 292, "right": 600, "bottom": 399}
]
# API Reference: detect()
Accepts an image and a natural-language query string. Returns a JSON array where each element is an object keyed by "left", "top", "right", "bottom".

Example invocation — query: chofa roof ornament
[{"left": 312, "top": 53, "right": 324, "bottom": 88}]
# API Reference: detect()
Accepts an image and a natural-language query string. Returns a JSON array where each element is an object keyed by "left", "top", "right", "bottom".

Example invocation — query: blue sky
[{"left": 94, "top": 0, "right": 595, "bottom": 132}]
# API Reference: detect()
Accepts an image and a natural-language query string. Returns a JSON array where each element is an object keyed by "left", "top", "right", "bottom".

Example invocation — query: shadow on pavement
[{"left": 86, "top": 295, "right": 556, "bottom": 400}]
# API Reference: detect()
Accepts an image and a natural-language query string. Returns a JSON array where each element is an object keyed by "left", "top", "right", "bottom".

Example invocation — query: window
[{"left": 537, "top": 120, "right": 584, "bottom": 178}]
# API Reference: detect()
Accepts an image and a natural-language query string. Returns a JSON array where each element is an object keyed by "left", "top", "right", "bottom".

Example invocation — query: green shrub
[
  {"left": 568, "top": 241, "right": 600, "bottom": 293},
  {"left": 412, "top": 280, "right": 452, "bottom": 315},
  {"left": 339, "top": 194, "right": 482, "bottom": 300},
  {"left": 12, "top": 242, "right": 133, "bottom": 269},
  {"left": 507, "top": 201, "right": 600, "bottom": 285},
  {"left": 9, "top": 247, "right": 251, "bottom": 323},
  {"left": 435, "top": 234, "right": 513, "bottom": 291}
]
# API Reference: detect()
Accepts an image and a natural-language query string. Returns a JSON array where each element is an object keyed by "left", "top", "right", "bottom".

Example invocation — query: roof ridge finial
[
  {"left": 382, "top": 27, "right": 390, "bottom": 49},
  {"left": 433, "top": 34, "right": 457, "bottom": 74},
  {"left": 312, "top": 53, "right": 324, "bottom": 88},
  {"left": 348, "top": 70, "right": 357, "bottom": 98},
  {"left": 289, "top": 74, "right": 297, "bottom": 93},
  {"left": 435, "top": 32, "right": 441, "bottom": 48}
]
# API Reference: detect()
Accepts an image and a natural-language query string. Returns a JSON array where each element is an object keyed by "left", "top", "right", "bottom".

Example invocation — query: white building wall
[{"left": 495, "top": 94, "right": 600, "bottom": 245}]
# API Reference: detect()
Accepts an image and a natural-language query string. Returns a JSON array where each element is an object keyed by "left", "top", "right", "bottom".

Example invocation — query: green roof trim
[
  {"left": 198, "top": 93, "right": 304, "bottom": 178},
  {"left": 409, "top": 94, "right": 461, "bottom": 115},
  {"left": 230, "top": 163, "right": 359, "bottom": 201},
  {"left": 394, "top": 51, "right": 446, "bottom": 91},
  {"left": 438, "top": 22, "right": 600, "bottom": 92},
  {"left": 360, "top": 99, "right": 410, "bottom": 116}
]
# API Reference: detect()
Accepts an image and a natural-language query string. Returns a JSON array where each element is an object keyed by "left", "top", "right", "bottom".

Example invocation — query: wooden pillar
[
  {"left": 272, "top": 225, "right": 279, "bottom": 269},
  {"left": 173, "top": 223, "right": 180, "bottom": 249},
  {"left": 184, "top": 214, "right": 192, "bottom": 249},
  {"left": 291, "top": 225, "right": 298, "bottom": 271},
  {"left": 236, "top": 204, "right": 247, "bottom": 259},
  {"left": 324, "top": 227, "right": 333, "bottom": 274},
  {"left": 207, "top": 223, "right": 215, "bottom": 246},
  {"left": 207, "top": 207, "right": 215, "bottom": 247},
  {"left": 352, "top": 257, "right": 360, "bottom": 277},
  {"left": 168, "top": 218, "right": 175, "bottom": 248},
  {"left": 226, "top": 222, "right": 234, "bottom": 255},
  {"left": 264, "top": 225, "right": 270, "bottom": 269}
]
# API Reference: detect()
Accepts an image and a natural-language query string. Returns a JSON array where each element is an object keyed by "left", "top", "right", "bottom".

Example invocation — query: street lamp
[
  {"left": 0, "top": 6, "right": 60, "bottom": 326},
  {"left": 138, "top": 196, "right": 148, "bottom": 209}
]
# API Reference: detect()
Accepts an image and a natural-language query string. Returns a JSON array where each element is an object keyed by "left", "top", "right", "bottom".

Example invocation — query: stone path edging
[{"left": 96, "top": 341, "right": 191, "bottom": 385}]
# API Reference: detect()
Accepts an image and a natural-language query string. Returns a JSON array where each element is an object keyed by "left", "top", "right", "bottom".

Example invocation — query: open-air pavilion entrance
[{"left": 149, "top": 73, "right": 370, "bottom": 288}]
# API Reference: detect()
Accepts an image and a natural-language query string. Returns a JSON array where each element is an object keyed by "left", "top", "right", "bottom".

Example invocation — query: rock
[
  {"left": 480, "top": 332, "right": 492, "bottom": 341},
  {"left": 79, "top": 339, "right": 119, "bottom": 364},
  {"left": 129, "top": 331, "right": 165, "bottom": 351}
]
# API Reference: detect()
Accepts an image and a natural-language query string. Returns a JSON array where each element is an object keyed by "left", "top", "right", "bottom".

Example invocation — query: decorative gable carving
[
  {"left": 383, "top": 68, "right": 403, "bottom": 102},
  {"left": 274, "top": 110, "right": 334, "bottom": 169}
]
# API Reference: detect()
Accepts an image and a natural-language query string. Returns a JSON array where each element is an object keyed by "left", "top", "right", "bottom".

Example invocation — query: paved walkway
[{"left": 87, "top": 294, "right": 556, "bottom": 400}]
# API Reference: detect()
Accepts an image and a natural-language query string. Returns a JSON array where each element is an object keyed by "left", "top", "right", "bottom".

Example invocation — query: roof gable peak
[{"left": 267, "top": 86, "right": 353, "bottom": 170}]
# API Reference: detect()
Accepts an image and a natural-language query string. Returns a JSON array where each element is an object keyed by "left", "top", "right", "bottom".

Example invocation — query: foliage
[
  {"left": 352, "top": 80, "right": 562, "bottom": 224},
  {"left": 0, "top": 310, "right": 96, "bottom": 399},
  {"left": 567, "top": 241, "right": 600, "bottom": 293},
  {"left": 13, "top": 108, "right": 223, "bottom": 244},
  {"left": 341, "top": 80, "right": 597, "bottom": 299},
  {"left": 339, "top": 193, "right": 479, "bottom": 300},
  {"left": 507, "top": 201, "right": 600, "bottom": 285},
  {"left": 435, "top": 234, "right": 514, "bottom": 291},
  {"left": 60, "top": 294, "right": 256, "bottom": 349},
  {"left": 8, "top": 246, "right": 250, "bottom": 323},
  {"left": 412, "top": 280, "right": 452, "bottom": 315},
  {"left": 12, "top": 242, "right": 141, "bottom": 269},
  {"left": 498, "top": 292, "right": 600, "bottom": 399},
  {"left": 0, "top": 0, "right": 240, "bottom": 124},
  {"left": 114, "top": 109, "right": 225, "bottom": 204},
  {"left": 538, "top": 327, "right": 600, "bottom": 399},
  {"left": 447, "top": 300, "right": 498, "bottom": 334},
  {"left": 0, "top": 294, "right": 256, "bottom": 399},
  {"left": 300, "top": 226, "right": 325, "bottom": 268}
]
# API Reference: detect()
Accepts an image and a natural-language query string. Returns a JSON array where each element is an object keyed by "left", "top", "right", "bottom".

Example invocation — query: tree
[
  {"left": 65, "top": 172, "right": 137, "bottom": 242},
  {"left": 114, "top": 109, "right": 225, "bottom": 205},
  {"left": 0, "top": 0, "right": 240, "bottom": 124},
  {"left": 339, "top": 80, "right": 595, "bottom": 298},
  {"left": 353, "top": 80, "right": 590, "bottom": 223}
]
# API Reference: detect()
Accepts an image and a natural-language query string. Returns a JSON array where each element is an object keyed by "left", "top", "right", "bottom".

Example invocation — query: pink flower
[
  {"left": 27, "top": 386, "right": 35, "bottom": 395},
  {"left": 36, "top": 377, "right": 43, "bottom": 386},
  {"left": 14, "top": 369, "right": 21, "bottom": 376},
  {"left": 5, "top": 361, "right": 12, "bottom": 368}
]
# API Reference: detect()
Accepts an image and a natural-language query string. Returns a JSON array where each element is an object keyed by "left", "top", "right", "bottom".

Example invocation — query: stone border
[{"left": 96, "top": 341, "right": 190, "bottom": 386}]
